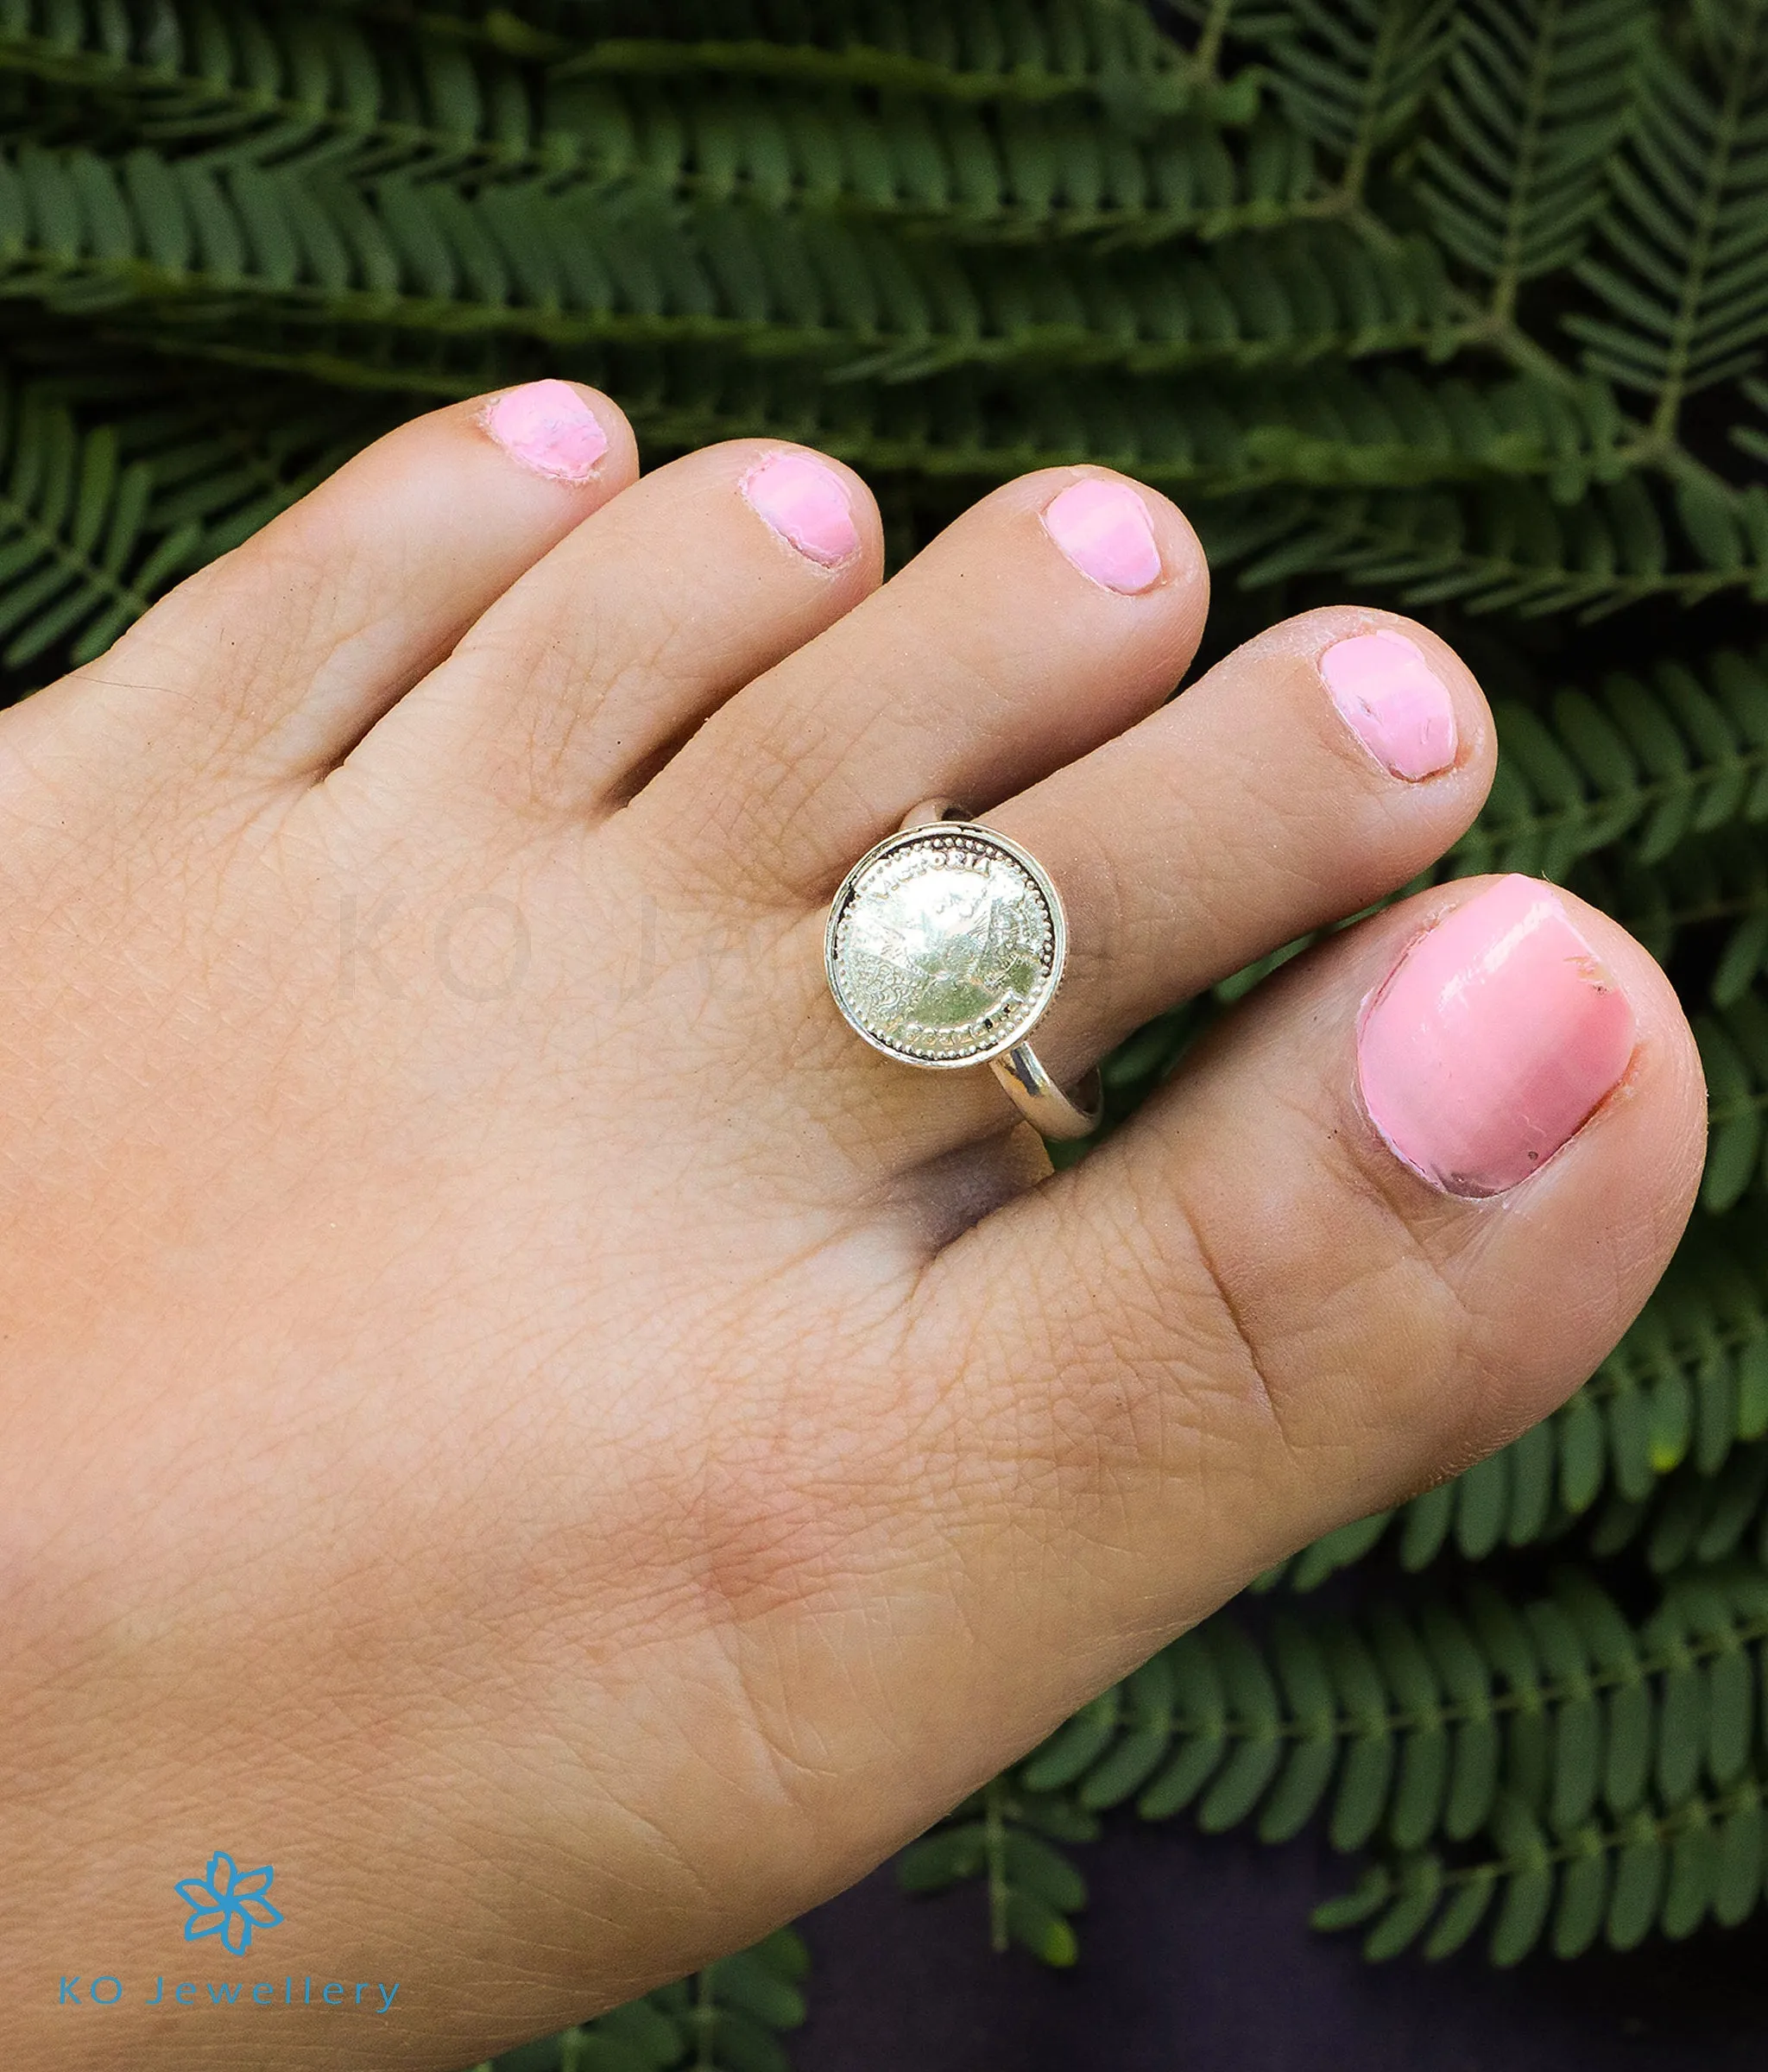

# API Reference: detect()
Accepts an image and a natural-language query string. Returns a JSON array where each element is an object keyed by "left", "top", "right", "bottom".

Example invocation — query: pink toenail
[
  {"left": 1355, "top": 875, "right": 1638, "bottom": 1199},
  {"left": 741, "top": 452, "right": 860, "bottom": 566},
  {"left": 1042, "top": 479, "right": 1162, "bottom": 594},
  {"left": 481, "top": 380, "right": 609, "bottom": 483},
  {"left": 1321, "top": 629, "right": 1457, "bottom": 781}
]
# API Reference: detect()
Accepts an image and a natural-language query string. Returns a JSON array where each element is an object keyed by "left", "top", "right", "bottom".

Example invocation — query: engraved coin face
[{"left": 825, "top": 825, "right": 1065, "bottom": 1066}]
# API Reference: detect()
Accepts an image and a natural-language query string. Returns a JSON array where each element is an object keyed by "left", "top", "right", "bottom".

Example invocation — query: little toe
[{"left": 32, "top": 382, "right": 636, "bottom": 794}]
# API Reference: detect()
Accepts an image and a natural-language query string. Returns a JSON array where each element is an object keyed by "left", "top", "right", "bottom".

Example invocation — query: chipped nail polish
[
  {"left": 1321, "top": 629, "right": 1458, "bottom": 781},
  {"left": 742, "top": 452, "right": 860, "bottom": 567},
  {"left": 481, "top": 380, "right": 609, "bottom": 483},
  {"left": 1042, "top": 479, "right": 1163, "bottom": 595},
  {"left": 1355, "top": 875, "right": 1638, "bottom": 1198}
]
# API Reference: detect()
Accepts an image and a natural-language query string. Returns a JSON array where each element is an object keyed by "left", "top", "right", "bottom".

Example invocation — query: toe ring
[{"left": 823, "top": 798, "right": 1102, "bottom": 1142}]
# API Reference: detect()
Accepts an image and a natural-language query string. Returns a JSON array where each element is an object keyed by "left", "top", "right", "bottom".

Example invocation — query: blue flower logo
[{"left": 174, "top": 1852, "right": 282, "bottom": 1953}]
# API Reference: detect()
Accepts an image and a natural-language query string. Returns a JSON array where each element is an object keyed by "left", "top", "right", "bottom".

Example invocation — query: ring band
[{"left": 824, "top": 799, "right": 1102, "bottom": 1141}]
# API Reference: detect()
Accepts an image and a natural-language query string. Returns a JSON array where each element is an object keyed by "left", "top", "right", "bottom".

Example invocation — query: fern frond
[
  {"left": 1565, "top": 0, "right": 1768, "bottom": 441},
  {"left": 898, "top": 1773, "right": 1095, "bottom": 1965},
  {"left": 1329, "top": 1763, "right": 1768, "bottom": 1962},
  {"left": 540, "top": 0, "right": 1214, "bottom": 123},
  {"left": 1696, "top": 989, "right": 1768, "bottom": 1213},
  {"left": 1580, "top": 1435, "right": 1768, "bottom": 1574},
  {"left": 0, "top": 376, "right": 180, "bottom": 669},
  {"left": 1412, "top": 0, "right": 1649, "bottom": 320},
  {"left": 1251, "top": 0, "right": 1457, "bottom": 198},
  {"left": 556, "top": 89, "right": 1318, "bottom": 247},
  {"left": 1453, "top": 643, "right": 1768, "bottom": 881},
  {"left": 0, "top": 0, "right": 1252, "bottom": 156},
  {"left": 0, "top": 0, "right": 559, "bottom": 177},
  {"left": 1029, "top": 1566, "right": 1768, "bottom": 1880},
  {"left": 0, "top": 352, "right": 390, "bottom": 688},
  {"left": 105, "top": 309, "right": 1658, "bottom": 527},
  {"left": 1224, "top": 472, "right": 1768, "bottom": 616},
  {"left": 0, "top": 0, "right": 1323, "bottom": 246},
  {"left": 1572, "top": 819, "right": 1768, "bottom": 1005},
  {"left": 0, "top": 144, "right": 1460, "bottom": 382},
  {"left": 483, "top": 1929, "right": 810, "bottom": 2072}
]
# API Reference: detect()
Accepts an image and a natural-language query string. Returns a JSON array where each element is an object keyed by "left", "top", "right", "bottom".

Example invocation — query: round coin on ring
[{"left": 824, "top": 809, "right": 1100, "bottom": 1139}]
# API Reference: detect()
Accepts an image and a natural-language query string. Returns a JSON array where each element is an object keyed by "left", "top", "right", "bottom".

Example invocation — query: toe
[
  {"left": 916, "top": 875, "right": 1705, "bottom": 1636},
  {"left": 344, "top": 440, "right": 884, "bottom": 825},
  {"left": 638, "top": 466, "right": 1209, "bottom": 901},
  {"left": 991, "top": 606, "right": 1494, "bottom": 1083},
  {"left": 37, "top": 382, "right": 637, "bottom": 792},
  {"left": 785, "top": 605, "right": 1493, "bottom": 1172}
]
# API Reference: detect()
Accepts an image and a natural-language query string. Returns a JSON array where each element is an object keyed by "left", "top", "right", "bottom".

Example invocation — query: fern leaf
[
  {"left": 94, "top": 310, "right": 1671, "bottom": 533},
  {"left": 0, "top": 352, "right": 389, "bottom": 688},
  {"left": 544, "top": 0, "right": 1210, "bottom": 122},
  {"left": 1565, "top": 0, "right": 1768, "bottom": 440},
  {"left": 0, "top": 142, "right": 1464, "bottom": 381},
  {"left": 489, "top": 1930, "right": 810, "bottom": 2072},
  {"left": 1224, "top": 473, "right": 1768, "bottom": 616},
  {"left": 1412, "top": 0, "right": 1650, "bottom": 319},
  {"left": 1454, "top": 644, "right": 1768, "bottom": 882},
  {"left": 897, "top": 1773, "right": 1093, "bottom": 1967},
  {"left": 0, "top": 0, "right": 556, "bottom": 179},
  {"left": 0, "top": 370, "right": 201, "bottom": 670},
  {"left": 1696, "top": 989, "right": 1768, "bottom": 1211},
  {"left": 1250, "top": 0, "right": 1457, "bottom": 197},
  {"left": 1572, "top": 821, "right": 1768, "bottom": 1007},
  {"left": 1049, "top": 1564, "right": 1768, "bottom": 1891},
  {"left": 0, "top": 0, "right": 1321, "bottom": 247},
  {"left": 1329, "top": 1766, "right": 1768, "bottom": 1963},
  {"left": 1582, "top": 1437, "right": 1768, "bottom": 1575}
]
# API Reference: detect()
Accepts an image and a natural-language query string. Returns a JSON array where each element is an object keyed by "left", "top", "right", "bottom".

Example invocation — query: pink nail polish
[
  {"left": 742, "top": 452, "right": 860, "bottom": 567},
  {"left": 1042, "top": 479, "right": 1162, "bottom": 594},
  {"left": 1321, "top": 629, "right": 1457, "bottom": 780},
  {"left": 481, "top": 380, "right": 608, "bottom": 483},
  {"left": 1356, "top": 875, "right": 1637, "bottom": 1198}
]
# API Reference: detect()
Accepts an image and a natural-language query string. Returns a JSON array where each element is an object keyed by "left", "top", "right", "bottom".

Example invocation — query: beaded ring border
[{"left": 824, "top": 799, "right": 1102, "bottom": 1140}]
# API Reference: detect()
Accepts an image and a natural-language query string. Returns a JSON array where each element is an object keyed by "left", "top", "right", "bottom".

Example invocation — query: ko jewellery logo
[
  {"left": 55, "top": 1849, "right": 402, "bottom": 2015},
  {"left": 176, "top": 1850, "right": 282, "bottom": 1952}
]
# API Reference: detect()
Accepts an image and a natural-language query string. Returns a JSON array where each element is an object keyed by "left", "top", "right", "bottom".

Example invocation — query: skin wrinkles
[{"left": 0, "top": 390, "right": 1706, "bottom": 2069}]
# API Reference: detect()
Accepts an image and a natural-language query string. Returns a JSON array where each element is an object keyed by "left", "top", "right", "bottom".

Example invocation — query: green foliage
[
  {"left": 1415, "top": 0, "right": 1650, "bottom": 316},
  {"left": 0, "top": 0, "right": 1296, "bottom": 240},
  {"left": 537, "top": 0, "right": 1210, "bottom": 120},
  {"left": 1566, "top": 0, "right": 1768, "bottom": 437},
  {"left": 1315, "top": 1772, "right": 1768, "bottom": 1961},
  {"left": 1223, "top": 472, "right": 1768, "bottom": 616},
  {"left": 1460, "top": 644, "right": 1768, "bottom": 881},
  {"left": 897, "top": 1773, "right": 1096, "bottom": 1964},
  {"left": 0, "top": 359, "right": 382, "bottom": 670},
  {"left": 0, "top": 373, "right": 185, "bottom": 667},
  {"left": 5, "top": 0, "right": 1768, "bottom": 2039},
  {"left": 913, "top": 1564, "right": 1768, "bottom": 1968},
  {"left": 1253, "top": 0, "right": 1458, "bottom": 193},
  {"left": 480, "top": 1931, "right": 811, "bottom": 2072},
  {"left": 0, "top": 140, "right": 1461, "bottom": 383}
]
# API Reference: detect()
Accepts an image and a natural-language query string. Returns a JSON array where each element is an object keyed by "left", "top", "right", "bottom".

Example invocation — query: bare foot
[{"left": 0, "top": 382, "right": 1704, "bottom": 2067}]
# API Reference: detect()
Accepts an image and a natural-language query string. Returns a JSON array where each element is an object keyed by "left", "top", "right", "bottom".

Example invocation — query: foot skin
[{"left": 0, "top": 384, "right": 1703, "bottom": 2067}]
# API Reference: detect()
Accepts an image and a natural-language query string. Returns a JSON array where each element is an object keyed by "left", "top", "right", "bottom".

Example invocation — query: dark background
[{"left": 794, "top": 1821, "right": 1768, "bottom": 2069}]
